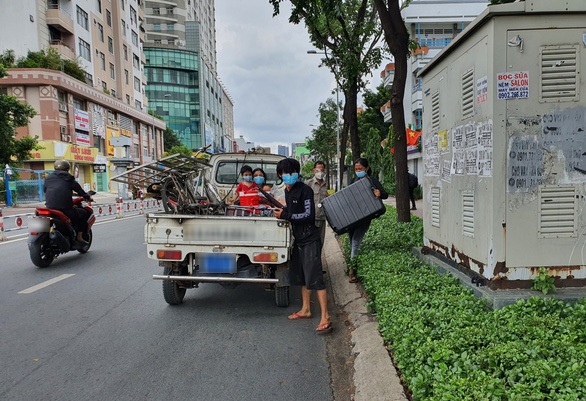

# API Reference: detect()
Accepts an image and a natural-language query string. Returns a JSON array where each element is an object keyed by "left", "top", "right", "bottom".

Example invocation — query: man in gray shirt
[{"left": 304, "top": 160, "right": 329, "bottom": 250}]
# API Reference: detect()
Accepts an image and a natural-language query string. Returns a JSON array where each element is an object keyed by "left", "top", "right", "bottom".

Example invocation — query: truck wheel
[
  {"left": 162, "top": 266, "right": 186, "bottom": 305},
  {"left": 275, "top": 285, "right": 290, "bottom": 307}
]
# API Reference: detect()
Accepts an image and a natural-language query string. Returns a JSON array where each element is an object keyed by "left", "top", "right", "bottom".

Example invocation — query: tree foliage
[
  {"left": 164, "top": 144, "right": 193, "bottom": 157},
  {"left": 269, "top": 0, "right": 385, "bottom": 187},
  {"left": 1, "top": 48, "right": 87, "bottom": 82},
  {"left": 0, "top": 64, "right": 39, "bottom": 168}
]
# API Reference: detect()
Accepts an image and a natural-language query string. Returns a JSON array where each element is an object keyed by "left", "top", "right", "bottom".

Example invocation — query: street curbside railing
[{"left": 0, "top": 199, "right": 162, "bottom": 240}]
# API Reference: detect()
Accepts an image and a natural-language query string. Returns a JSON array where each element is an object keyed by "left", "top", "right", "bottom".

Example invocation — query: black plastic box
[{"left": 320, "top": 178, "right": 386, "bottom": 234}]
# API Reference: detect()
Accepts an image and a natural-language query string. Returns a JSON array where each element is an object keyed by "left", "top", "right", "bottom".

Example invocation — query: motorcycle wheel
[
  {"left": 29, "top": 237, "right": 54, "bottom": 268},
  {"left": 162, "top": 266, "right": 186, "bottom": 305},
  {"left": 77, "top": 229, "right": 93, "bottom": 254}
]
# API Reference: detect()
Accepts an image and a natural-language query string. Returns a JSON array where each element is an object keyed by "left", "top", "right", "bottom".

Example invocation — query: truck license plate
[{"left": 200, "top": 253, "right": 237, "bottom": 274}]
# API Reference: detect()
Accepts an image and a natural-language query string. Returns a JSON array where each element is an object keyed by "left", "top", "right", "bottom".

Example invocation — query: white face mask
[{"left": 315, "top": 172, "right": 324, "bottom": 180}]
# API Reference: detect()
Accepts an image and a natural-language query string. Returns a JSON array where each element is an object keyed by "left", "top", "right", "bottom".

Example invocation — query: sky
[{"left": 215, "top": 0, "right": 381, "bottom": 153}]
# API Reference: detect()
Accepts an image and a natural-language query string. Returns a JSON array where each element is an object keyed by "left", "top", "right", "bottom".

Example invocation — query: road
[{"left": 0, "top": 216, "right": 334, "bottom": 401}]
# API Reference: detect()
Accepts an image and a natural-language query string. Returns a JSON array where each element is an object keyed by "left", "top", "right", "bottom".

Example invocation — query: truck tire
[
  {"left": 162, "top": 266, "right": 186, "bottom": 305},
  {"left": 275, "top": 285, "right": 290, "bottom": 307}
]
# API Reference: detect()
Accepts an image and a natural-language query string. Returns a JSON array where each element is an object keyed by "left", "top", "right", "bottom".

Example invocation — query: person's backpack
[{"left": 408, "top": 173, "right": 418, "bottom": 189}]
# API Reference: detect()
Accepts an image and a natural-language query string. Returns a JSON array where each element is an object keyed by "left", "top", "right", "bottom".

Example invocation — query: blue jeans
[{"left": 348, "top": 221, "right": 371, "bottom": 259}]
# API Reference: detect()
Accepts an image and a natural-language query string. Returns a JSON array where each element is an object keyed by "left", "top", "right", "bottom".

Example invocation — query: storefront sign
[
  {"left": 76, "top": 132, "right": 90, "bottom": 147},
  {"left": 74, "top": 109, "right": 90, "bottom": 132},
  {"left": 63, "top": 144, "right": 98, "bottom": 163},
  {"left": 93, "top": 164, "right": 106, "bottom": 173}
]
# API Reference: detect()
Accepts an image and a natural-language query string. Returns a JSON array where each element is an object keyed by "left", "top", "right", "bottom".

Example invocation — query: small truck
[{"left": 112, "top": 151, "right": 292, "bottom": 306}]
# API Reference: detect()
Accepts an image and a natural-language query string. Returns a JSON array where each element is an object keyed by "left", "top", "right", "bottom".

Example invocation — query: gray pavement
[{"left": 323, "top": 215, "right": 409, "bottom": 401}]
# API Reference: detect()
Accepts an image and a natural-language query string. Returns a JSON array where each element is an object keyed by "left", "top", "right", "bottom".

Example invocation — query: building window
[
  {"left": 85, "top": 72, "right": 93, "bottom": 86},
  {"left": 134, "top": 77, "right": 141, "bottom": 91},
  {"left": 136, "top": 100, "right": 142, "bottom": 110},
  {"left": 97, "top": 0, "right": 102, "bottom": 13},
  {"left": 76, "top": 6, "right": 88, "bottom": 30},
  {"left": 124, "top": 69, "right": 129, "bottom": 84},
  {"left": 131, "top": 30, "right": 138, "bottom": 47},
  {"left": 130, "top": 6, "right": 137, "bottom": 26},
  {"left": 154, "top": 39, "right": 162, "bottom": 44},
  {"left": 108, "top": 36, "right": 114, "bottom": 53},
  {"left": 102, "top": 81, "right": 107, "bottom": 90},
  {"left": 120, "top": 0, "right": 125, "bottom": 11},
  {"left": 166, "top": 7, "right": 173, "bottom": 14},
  {"left": 106, "top": 9, "right": 112, "bottom": 27},
  {"left": 167, "top": 23, "right": 174, "bottom": 31},
  {"left": 153, "top": 24, "right": 160, "bottom": 31},
  {"left": 99, "top": 52, "right": 105, "bottom": 70},
  {"left": 126, "top": 94, "right": 131, "bottom": 105},
  {"left": 97, "top": 23, "right": 104, "bottom": 42},
  {"left": 111, "top": 89, "right": 116, "bottom": 97},
  {"left": 123, "top": 44, "right": 128, "bottom": 60},
  {"left": 78, "top": 38, "right": 91, "bottom": 61},
  {"left": 110, "top": 63, "right": 115, "bottom": 79},
  {"left": 153, "top": 8, "right": 160, "bottom": 15},
  {"left": 121, "top": 20, "right": 126, "bottom": 36},
  {"left": 133, "top": 54, "right": 140, "bottom": 69}
]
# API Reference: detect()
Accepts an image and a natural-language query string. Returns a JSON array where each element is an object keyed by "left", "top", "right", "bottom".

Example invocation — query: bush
[{"left": 345, "top": 207, "right": 586, "bottom": 400}]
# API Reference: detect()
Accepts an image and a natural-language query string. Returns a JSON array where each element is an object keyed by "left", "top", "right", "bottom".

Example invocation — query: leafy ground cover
[{"left": 345, "top": 207, "right": 586, "bottom": 400}]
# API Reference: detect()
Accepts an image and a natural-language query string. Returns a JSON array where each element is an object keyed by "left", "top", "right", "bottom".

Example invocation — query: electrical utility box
[{"left": 419, "top": 0, "right": 586, "bottom": 289}]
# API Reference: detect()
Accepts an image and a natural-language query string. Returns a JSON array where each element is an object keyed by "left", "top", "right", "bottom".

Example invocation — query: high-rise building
[
  {"left": 379, "top": 0, "right": 487, "bottom": 176},
  {"left": 0, "top": 0, "right": 165, "bottom": 195},
  {"left": 143, "top": 0, "right": 234, "bottom": 153},
  {"left": 277, "top": 145, "right": 289, "bottom": 157}
]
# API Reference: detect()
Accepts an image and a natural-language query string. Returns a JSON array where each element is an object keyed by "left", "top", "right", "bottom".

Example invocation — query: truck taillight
[
  {"left": 253, "top": 252, "right": 278, "bottom": 263},
  {"left": 157, "top": 250, "right": 182, "bottom": 260}
]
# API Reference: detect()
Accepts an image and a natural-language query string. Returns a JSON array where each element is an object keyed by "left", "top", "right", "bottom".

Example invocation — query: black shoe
[{"left": 410, "top": 207, "right": 417, "bottom": 210}]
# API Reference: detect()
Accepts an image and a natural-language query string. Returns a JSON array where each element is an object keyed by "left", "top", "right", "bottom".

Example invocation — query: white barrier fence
[{"left": 0, "top": 199, "right": 162, "bottom": 240}]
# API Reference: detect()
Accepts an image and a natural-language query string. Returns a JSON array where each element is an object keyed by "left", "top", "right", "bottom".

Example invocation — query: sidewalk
[
  {"left": 323, "top": 211, "right": 414, "bottom": 401},
  {"left": 382, "top": 196, "right": 423, "bottom": 219}
]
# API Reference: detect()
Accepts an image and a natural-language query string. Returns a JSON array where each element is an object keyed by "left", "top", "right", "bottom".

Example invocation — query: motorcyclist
[{"left": 43, "top": 160, "right": 93, "bottom": 248}]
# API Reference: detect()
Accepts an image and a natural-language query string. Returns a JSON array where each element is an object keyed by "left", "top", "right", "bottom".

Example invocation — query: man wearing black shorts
[{"left": 273, "top": 158, "right": 332, "bottom": 335}]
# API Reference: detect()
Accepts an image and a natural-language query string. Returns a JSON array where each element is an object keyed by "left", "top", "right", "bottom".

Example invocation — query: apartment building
[
  {"left": 0, "top": 0, "right": 165, "bottom": 194},
  {"left": 143, "top": 0, "right": 234, "bottom": 153},
  {"left": 379, "top": 0, "right": 487, "bottom": 177}
]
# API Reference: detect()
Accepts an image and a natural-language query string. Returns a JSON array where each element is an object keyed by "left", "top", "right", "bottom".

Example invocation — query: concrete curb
[{"left": 323, "top": 227, "right": 408, "bottom": 401}]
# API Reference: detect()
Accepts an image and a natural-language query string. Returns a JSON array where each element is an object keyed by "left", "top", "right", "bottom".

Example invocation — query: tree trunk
[
  {"left": 347, "top": 79, "right": 361, "bottom": 160},
  {"left": 374, "top": 0, "right": 411, "bottom": 223},
  {"left": 339, "top": 96, "right": 351, "bottom": 190}
]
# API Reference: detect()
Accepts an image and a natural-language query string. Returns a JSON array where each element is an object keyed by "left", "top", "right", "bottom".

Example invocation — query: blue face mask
[
  {"left": 243, "top": 175, "right": 253, "bottom": 182},
  {"left": 355, "top": 171, "right": 367, "bottom": 178},
  {"left": 253, "top": 176, "right": 265, "bottom": 185},
  {"left": 281, "top": 173, "right": 299, "bottom": 186}
]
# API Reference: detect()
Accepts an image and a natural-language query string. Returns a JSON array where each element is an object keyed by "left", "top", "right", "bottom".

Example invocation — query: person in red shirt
[{"left": 230, "top": 165, "right": 259, "bottom": 206}]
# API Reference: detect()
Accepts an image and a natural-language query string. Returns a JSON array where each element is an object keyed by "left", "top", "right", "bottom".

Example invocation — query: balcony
[
  {"left": 46, "top": 4, "right": 74, "bottom": 35},
  {"left": 50, "top": 40, "right": 75, "bottom": 60},
  {"left": 380, "top": 63, "right": 395, "bottom": 88},
  {"left": 380, "top": 100, "right": 392, "bottom": 123}
]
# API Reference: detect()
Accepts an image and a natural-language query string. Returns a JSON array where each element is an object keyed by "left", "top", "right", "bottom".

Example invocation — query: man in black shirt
[
  {"left": 44, "top": 160, "right": 92, "bottom": 247},
  {"left": 273, "top": 158, "right": 332, "bottom": 334}
]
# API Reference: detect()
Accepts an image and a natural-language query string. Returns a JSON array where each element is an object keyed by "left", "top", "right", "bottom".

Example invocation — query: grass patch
[{"left": 344, "top": 206, "right": 586, "bottom": 400}]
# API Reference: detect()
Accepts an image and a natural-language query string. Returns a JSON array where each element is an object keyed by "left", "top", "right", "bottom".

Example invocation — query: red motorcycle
[{"left": 27, "top": 192, "right": 96, "bottom": 268}]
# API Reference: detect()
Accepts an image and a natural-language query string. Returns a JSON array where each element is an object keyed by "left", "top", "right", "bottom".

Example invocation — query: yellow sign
[
  {"left": 438, "top": 130, "right": 448, "bottom": 152},
  {"left": 30, "top": 141, "right": 56, "bottom": 160},
  {"left": 121, "top": 129, "right": 132, "bottom": 137},
  {"left": 63, "top": 144, "right": 98, "bottom": 163},
  {"left": 106, "top": 127, "right": 119, "bottom": 157}
]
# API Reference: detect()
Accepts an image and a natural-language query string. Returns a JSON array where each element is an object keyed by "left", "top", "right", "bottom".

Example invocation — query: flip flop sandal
[
  {"left": 316, "top": 322, "right": 333, "bottom": 335},
  {"left": 288, "top": 311, "right": 312, "bottom": 320}
]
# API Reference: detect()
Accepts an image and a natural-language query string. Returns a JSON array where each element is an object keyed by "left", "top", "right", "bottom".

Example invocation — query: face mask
[
  {"left": 253, "top": 176, "right": 265, "bottom": 185},
  {"left": 315, "top": 172, "right": 324, "bottom": 180},
  {"left": 355, "top": 171, "right": 367, "bottom": 178},
  {"left": 243, "top": 175, "right": 253, "bottom": 182},
  {"left": 281, "top": 173, "right": 299, "bottom": 186}
]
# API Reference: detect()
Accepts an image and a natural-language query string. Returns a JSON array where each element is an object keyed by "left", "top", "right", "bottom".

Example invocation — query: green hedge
[{"left": 346, "top": 207, "right": 586, "bottom": 401}]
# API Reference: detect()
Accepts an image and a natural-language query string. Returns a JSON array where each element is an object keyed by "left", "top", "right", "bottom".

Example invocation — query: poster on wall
[
  {"left": 496, "top": 71, "right": 529, "bottom": 100},
  {"left": 476, "top": 76, "right": 488, "bottom": 104},
  {"left": 423, "top": 133, "right": 441, "bottom": 176},
  {"left": 437, "top": 130, "right": 449, "bottom": 154},
  {"left": 477, "top": 120, "right": 493, "bottom": 177},
  {"left": 74, "top": 109, "right": 90, "bottom": 132},
  {"left": 464, "top": 122, "right": 478, "bottom": 175},
  {"left": 507, "top": 136, "right": 544, "bottom": 193},
  {"left": 441, "top": 159, "right": 451, "bottom": 183},
  {"left": 76, "top": 132, "right": 90, "bottom": 147}
]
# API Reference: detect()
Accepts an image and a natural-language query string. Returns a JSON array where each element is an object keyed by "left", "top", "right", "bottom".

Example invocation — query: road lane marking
[{"left": 18, "top": 274, "right": 75, "bottom": 294}]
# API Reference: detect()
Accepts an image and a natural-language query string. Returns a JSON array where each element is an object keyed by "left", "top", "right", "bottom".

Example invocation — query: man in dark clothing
[
  {"left": 44, "top": 160, "right": 92, "bottom": 246},
  {"left": 408, "top": 172, "right": 418, "bottom": 210},
  {"left": 273, "top": 158, "right": 332, "bottom": 335}
]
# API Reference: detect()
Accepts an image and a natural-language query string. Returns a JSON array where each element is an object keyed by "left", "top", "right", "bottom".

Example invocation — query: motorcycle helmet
[{"left": 54, "top": 160, "right": 71, "bottom": 171}]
